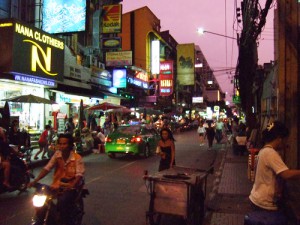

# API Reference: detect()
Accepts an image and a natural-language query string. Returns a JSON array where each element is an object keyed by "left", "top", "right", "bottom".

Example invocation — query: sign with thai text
[
  {"left": 106, "top": 51, "right": 132, "bottom": 67},
  {"left": 159, "top": 61, "right": 173, "bottom": 96}
]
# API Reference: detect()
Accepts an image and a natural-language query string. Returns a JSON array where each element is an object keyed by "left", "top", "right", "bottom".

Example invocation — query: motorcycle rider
[{"left": 28, "top": 133, "right": 85, "bottom": 225}]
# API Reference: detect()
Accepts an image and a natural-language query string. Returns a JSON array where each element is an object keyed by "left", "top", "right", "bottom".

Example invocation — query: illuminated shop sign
[
  {"left": 13, "top": 73, "right": 56, "bottom": 87},
  {"left": 0, "top": 19, "right": 64, "bottom": 81},
  {"left": 113, "top": 69, "right": 127, "bottom": 88},
  {"left": 135, "top": 71, "right": 148, "bottom": 82},
  {"left": 151, "top": 40, "right": 160, "bottom": 74},
  {"left": 159, "top": 61, "right": 173, "bottom": 96},
  {"left": 128, "top": 77, "right": 148, "bottom": 89},
  {"left": 91, "top": 66, "right": 112, "bottom": 87}
]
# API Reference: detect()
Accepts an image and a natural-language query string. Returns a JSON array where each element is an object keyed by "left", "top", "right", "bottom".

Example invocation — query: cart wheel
[
  {"left": 187, "top": 190, "right": 205, "bottom": 225},
  {"left": 147, "top": 212, "right": 161, "bottom": 225}
]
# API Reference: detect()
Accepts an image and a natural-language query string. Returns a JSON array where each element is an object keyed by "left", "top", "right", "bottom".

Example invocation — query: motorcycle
[
  {"left": 0, "top": 146, "right": 33, "bottom": 194},
  {"left": 31, "top": 181, "right": 89, "bottom": 225}
]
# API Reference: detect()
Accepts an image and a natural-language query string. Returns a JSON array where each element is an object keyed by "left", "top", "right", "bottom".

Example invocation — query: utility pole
[
  {"left": 277, "top": 0, "right": 299, "bottom": 168},
  {"left": 237, "top": 0, "right": 273, "bottom": 128}
]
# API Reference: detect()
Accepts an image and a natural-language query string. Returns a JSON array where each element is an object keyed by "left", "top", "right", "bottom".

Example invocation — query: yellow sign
[
  {"left": 15, "top": 23, "right": 64, "bottom": 50},
  {"left": 177, "top": 44, "right": 195, "bottom": 85}
]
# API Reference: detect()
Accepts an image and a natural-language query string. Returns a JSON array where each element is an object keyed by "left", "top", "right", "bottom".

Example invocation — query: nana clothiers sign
[{"left": 0, "top": 19, "right": 64, "bottom": 81}]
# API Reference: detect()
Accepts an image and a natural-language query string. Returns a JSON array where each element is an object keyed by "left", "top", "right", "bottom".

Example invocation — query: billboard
[
  {"left": 106, "top": 51, "right": 132, "bottom": 67},
  {"left": 102, "top": 4, "right": 122, "bottom": 33},
  {"left": 0, "top": 19, "right": 64, "bottom": 81},
  {"left": 177, "top": 43, "right": 195, "bottom": 85},
  {"left": 159, "top": 61, "right": 173, "bottom": 96},
  {"left": 42, "top": 0, "right": 87, "bottom": 34}
]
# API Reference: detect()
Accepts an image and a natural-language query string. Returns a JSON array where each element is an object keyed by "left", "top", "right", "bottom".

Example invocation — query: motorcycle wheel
[
  {"left": 71, "top": 197, "right": 84, "bottom": 225},
  {"left": 18, "top": 173, "right": 30, "bottom": 192}
]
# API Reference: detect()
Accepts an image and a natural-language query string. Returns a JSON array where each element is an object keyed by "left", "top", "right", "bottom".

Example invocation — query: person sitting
[
  {"left": 28, "top": 133, "right": 85, "bottom": 225},
  {"left": 249, "top": 121, "right": 300, "bottom": 211}
]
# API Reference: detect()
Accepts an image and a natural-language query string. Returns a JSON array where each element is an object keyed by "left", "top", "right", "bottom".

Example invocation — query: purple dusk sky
[{"left": 121, "top": 0, "right": 274, "bottom": 101}]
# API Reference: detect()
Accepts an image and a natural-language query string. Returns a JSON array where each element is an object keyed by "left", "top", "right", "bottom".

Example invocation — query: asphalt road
[{"left": 0, "top": 130, "right": 225, "bottom": 225}]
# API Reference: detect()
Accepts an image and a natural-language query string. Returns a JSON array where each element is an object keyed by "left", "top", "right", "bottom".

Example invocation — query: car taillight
[
  {"left": 130, "top": 136, "right": 142, "bottom": 143},
  {"left": 105, "top": 137, "right": 112, "bottom": 143}
]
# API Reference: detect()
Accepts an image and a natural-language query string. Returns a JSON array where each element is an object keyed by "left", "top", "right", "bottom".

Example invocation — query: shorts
[{"left": 199, "top": 133, "right": 204, "bottom": 136}]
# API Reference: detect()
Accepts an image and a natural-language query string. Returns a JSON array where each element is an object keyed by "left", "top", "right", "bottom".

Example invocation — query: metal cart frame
[{"left": 145, "top": 166, "right": 213, "bottom": 225}]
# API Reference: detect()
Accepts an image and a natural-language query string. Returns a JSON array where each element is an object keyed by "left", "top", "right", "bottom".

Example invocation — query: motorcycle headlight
[{"left": 32, "top": 194, "right": 47, "bottom": 207}]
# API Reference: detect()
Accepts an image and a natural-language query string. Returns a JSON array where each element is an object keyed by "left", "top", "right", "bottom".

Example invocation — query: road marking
[{"left": 85, "top": 161, "right": 137, "bottom": 184}]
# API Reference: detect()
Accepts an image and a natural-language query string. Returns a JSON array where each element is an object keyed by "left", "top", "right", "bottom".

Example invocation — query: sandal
[
  {"left": 42, "top": 156, "right": 47, "bottom": 159},
  {"left": 34, "top": 156, "right": 39, "bottom": 160}
]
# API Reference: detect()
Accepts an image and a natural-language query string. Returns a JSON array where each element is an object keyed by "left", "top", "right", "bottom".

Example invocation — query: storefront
[{"left": 0, "top": 18, "right": 64, "bottom": 132}]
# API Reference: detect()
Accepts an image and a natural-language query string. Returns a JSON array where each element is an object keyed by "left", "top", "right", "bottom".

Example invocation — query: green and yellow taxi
[{"left": 105, "top": 124, "right": 160, "bottom": 158}]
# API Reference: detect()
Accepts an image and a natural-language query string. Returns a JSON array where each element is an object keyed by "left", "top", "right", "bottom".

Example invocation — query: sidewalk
[{"left": 205, "top": 143, "right": 253, "bottom": 225}]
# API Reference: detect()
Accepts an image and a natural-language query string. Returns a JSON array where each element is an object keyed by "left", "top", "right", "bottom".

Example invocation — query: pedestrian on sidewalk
[
  {"left": 205, "top": 121, "right": 215, "bottom": 150},
  {"left": 156, "top": 128, "right": 176, "bottom": 171},
  {"left": 215, "top": 118, "right": 224, "bottom": 144},
  {"left": 197, "top": 121, "right": 206, "bottom": 146},
  {"left": 34, "top": 125, "right": 51, "bottom": 160},
  {"left": 249, "top": 121, "right": 300, "bottom": 212}
]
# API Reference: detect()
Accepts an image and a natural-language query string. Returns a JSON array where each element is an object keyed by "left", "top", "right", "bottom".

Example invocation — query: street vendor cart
[{"left": 144, "top": 166, "right": 213, "bottom": 225}]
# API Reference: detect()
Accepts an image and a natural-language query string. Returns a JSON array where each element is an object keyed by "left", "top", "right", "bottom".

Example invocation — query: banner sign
[
  {"left": 0, "top": 19, "right": 64, "bottom": 81},
  {"left": 159, "top": 61, "right": 173, "bottom": 96},
  {"left": 102, "top": 4, "right": 122, "bottom": 33},
  {"left": 177, "top": 43, "right": 195, "bottom": 85},
  {"left": 106, "top": 51, "right": 132, "bottom": 67}
]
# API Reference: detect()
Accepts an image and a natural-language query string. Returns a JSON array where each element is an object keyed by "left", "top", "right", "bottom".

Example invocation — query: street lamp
[{"left": 197, "top": 28, "right": 237, "bottom": 40}]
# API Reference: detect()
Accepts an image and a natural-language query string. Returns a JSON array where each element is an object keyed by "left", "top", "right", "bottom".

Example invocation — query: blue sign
[
  {"left": 113, "top": 69, "right": 127, "bottom": 88},
  {"left": 128, "top": 77, "right": 149, "bottom": 89},
  {"left": 13, "top": 73, "right": 56, "bottom": 87}
]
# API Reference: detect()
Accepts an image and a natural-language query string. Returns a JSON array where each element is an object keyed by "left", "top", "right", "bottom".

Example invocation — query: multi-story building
[{"left": 119, "top": 6, "right": 178, "bottom": 112}]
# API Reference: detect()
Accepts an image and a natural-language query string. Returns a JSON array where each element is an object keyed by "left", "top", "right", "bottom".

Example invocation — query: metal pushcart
[{"left": 145, "top": 166, "right": 213, "bottom": 225}]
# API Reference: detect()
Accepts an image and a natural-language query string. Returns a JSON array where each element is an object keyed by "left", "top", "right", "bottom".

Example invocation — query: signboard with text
[
  {"left": 106, "top": 51, "right": 132, "bottom": 67},
  {"left": 0, "top": 19, "right": 64, "bottom": 81},
  {"left": 159, "top": 61, "right": 173, "bottom": 96},
  {"left": 102, "top": 4, "right": 122, "bottom": 33}
]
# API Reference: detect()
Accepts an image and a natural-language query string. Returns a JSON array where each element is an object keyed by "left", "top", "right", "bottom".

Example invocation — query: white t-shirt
[
  {"left": 249, "top": 146, "right": 288, "bottom": 210},
  {"left": 97, "top": 132, "right": 106, "bottom": 143}
]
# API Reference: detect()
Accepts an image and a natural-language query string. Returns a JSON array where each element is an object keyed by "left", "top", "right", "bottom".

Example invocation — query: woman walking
[
  {"left": 205, "top": 121, "right": 215, "bottom": 150},
  {"left": 197, "top": 121, "right": 206, "bottom": 146},
  {"left": 156, "top": 128, "right": 176, "bottom": 171},
  {"left": 34, "top": 125, "right": 50, "bottom": 159}
]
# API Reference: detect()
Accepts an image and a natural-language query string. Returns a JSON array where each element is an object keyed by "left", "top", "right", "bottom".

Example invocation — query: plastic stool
[{"left": 244, "top": 211, "right": 287, "bottom": 225}]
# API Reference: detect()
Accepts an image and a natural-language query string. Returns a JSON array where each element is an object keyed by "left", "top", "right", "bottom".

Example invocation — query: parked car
[{"left": 105, "top": 124, "right": 160, "bottom": 158}]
